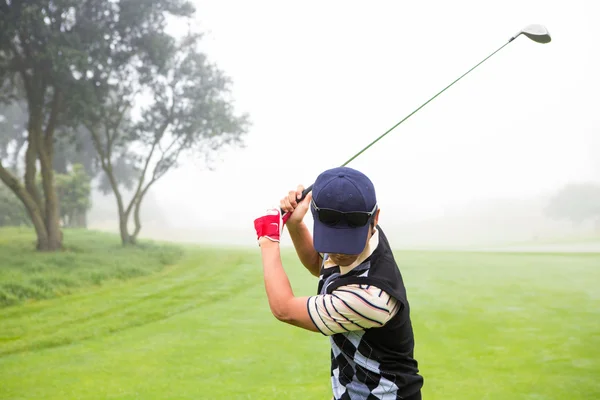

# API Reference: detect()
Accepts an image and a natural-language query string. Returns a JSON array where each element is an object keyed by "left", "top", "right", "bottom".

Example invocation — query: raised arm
[
  {"left": 280, "top": 186, "right": 322, "bottom": 277},
  {"left": 253, "top": 208, "right": 319, "bottom": 332}
]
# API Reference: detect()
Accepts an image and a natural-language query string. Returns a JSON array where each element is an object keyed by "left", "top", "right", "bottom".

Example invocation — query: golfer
[{"left": 253, "top": 166, "right": 424, "bottom": 400}]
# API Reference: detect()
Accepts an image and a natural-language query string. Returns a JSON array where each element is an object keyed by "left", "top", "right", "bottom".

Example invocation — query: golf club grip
[
  {"left": 280, "top": 184, "right": 314, "bottom": 216},
  {"left": 299, "top": 184, "right": 313, "bottom": 202}
]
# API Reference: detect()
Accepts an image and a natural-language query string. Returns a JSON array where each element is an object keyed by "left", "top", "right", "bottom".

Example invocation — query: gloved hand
[{"left": 253, "top": 208, "right": 283, "bottom": 245}]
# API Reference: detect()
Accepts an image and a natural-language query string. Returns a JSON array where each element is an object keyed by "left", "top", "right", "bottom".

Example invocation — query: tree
[
  {"left": 1, "top": 101, "right": 137, "bottom": 228},
  {"left": 0, "top": 0, "right": 117, "bottom": 250},
  {"left": 85, "top": 32, "right": 249, "bottom": 245},
  {"left": 545, "top": 182, "right": 600, "bottom": 228},
  {"left": 0, "top": 0, "right": 197, "bottom": 250}
]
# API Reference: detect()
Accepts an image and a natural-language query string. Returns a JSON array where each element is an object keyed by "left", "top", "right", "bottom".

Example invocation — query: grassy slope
[
  {"left": 0, "top": 227, "right": 182, "bottom": 307},
  {"left": 0, "top": 230, "right": 599, "bottom": 399}
]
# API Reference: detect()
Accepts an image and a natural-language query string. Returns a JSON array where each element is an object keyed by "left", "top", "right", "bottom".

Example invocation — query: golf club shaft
[
  {"left": 282, "top": 37, "right": 515, "bottom": 217},
  {"left": 338, "top": 41, "right": 512, "bottom": 168}
]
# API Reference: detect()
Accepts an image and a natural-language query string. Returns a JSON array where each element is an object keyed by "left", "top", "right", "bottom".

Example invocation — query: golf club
[{"left": 281, "top": 24, "right": 551, "bottom": 222}]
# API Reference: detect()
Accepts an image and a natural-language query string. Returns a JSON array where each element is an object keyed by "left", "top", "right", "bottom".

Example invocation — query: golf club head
[{"left": 511, "top": 24, "right": 551, "bottom": 44}]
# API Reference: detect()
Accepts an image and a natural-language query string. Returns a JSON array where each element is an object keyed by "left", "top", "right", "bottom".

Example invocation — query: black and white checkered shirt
[{"left": 315, "top": 227, "right": 424, "bottom": 400}]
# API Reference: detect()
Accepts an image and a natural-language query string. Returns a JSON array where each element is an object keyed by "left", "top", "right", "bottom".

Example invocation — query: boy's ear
[{"left": 370, "top": 208, "right": 380, "bottom": 233}]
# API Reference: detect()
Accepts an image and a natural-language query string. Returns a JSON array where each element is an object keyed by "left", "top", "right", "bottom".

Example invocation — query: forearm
[
  {"left": 259, "top": 240, "right": 318, "bottom": 332},
  {"left": 286, "top": 221, "right": 321, "bottom": 277},
  {"left": 260, "top": 240, "right": 294, "bottom": 319}
]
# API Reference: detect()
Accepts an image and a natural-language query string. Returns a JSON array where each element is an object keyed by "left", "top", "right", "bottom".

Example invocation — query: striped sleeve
[{"left": 307, "top": 284, "right": 401, "bottom": 336}]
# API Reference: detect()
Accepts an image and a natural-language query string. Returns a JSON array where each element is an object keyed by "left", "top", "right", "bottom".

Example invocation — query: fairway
[{"left": 1, "top": 247, "right": 599, "bottom": 399}]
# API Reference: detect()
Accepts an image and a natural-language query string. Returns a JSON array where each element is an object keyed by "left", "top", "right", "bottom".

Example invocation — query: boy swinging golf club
[
  {"left": 254, "top": 166, "right": 424, "bottom": 400},
  {"left": 253, "top": 25, "right": 550, "bottom": 399}
]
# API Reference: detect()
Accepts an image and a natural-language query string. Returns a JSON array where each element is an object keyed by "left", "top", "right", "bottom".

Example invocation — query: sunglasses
[{"left": 311, "top": 198, "right": 378, "bottom": 228}]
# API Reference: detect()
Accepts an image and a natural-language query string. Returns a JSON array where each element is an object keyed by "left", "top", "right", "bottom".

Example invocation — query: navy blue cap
[{"left": 311, "top": 167, "right": 377, "bottom": 255}]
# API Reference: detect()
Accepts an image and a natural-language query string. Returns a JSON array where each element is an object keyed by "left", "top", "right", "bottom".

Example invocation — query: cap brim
[{"left": 313, "top": 219, "right": 370, "bottom": 255}]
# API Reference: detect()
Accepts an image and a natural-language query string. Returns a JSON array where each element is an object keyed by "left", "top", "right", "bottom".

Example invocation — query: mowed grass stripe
[
  {"left": 0, "top": 228, "right": 184, "bottom": 308},
  {"left": 0, "top": 248, "right": 331, "bottom": 400},
  {"left": 0, "top": 248, "right": 262, "bottom": 357},
  {"left": 1, "top": 249, "right": 250, "bottom": 332}
]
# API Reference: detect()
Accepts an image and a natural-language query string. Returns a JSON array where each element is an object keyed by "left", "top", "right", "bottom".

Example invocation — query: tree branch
[
  {"left": 101, "top": 112, "right": 114, "bottom": 161},
  {"left": 131, "top": 174, "right": 159, "bottom": 239},
  {"left": 0, "top": 159, "right": 24, "bottom": 197},
  {"left": 44, "top": 88, "right": 62, "bottom": 147},
  {"left": 127, "top": 137, "right": 177, "bottom": 241},
  {"left": 124, "top": 102, "right": 174, "bottom": 216},
  {"left": 105, "top": 100, "right": 130, "bottom": 162},
  {"left": 0, "top": 158, "right": 47, "bottom": 243},
  {"left": 87, "top": 123, "right": 126, "bottom": 217},
  {"left": 125, "top": 137, "right": 159, "bottom": 216},
  {"left": 24, "top": 125, "right": 45, "bottom": 220},
  {"left": 113, "top": 101, "right": 130, "bottom": 135},
  {"left": 86, "top": 123, "right": 107, "bottom": 167},
  {"left": 149, "top": 134, "right": 183, "bottom": 183}
]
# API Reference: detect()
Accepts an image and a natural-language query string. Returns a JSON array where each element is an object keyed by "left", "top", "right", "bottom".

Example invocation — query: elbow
[
  {"left": 309, "top": 254, "right": 322, "bottom": 277},
  {"left": 271, "top": 308, "right": 291, "bottom": 323},
  {"left": 270, "top": 303, "right": 293, "bottom": 323},
  {"left": 302, "top": 262, "right": 320, "bottom": 277}
]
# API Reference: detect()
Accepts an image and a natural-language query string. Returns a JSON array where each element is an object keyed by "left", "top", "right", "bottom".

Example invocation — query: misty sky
[{"left": 144, "top": 0, "right": 600, "bottom": 242}]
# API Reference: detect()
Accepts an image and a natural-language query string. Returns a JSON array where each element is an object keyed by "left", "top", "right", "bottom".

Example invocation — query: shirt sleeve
[{"left": 307, "top": 284, "right": 401, "bottom": 336}]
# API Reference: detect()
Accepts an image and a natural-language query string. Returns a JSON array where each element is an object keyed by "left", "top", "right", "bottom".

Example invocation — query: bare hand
[{"left": 280, "top": 185, "right": 312, "bottom": 225}]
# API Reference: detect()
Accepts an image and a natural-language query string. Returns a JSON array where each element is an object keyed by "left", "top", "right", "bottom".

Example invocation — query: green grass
[
  {"left": 0, "top": 229, "right": 599, "bottom": 399},
  {"left": 0, "top": 227, "right": 183, "bottom": 307}
]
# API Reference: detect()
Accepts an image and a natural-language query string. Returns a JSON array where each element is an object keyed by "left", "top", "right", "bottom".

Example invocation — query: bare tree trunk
[
  {"left": 131, "top": 196, "right": 143, "bottom": 243},
  {"left": 23, "top": 104, "right": 58, "bottom": 250},
  {"left": 24, "top": 128, "right": 44, "bottom": 219},
  {"left": 28, "top": 89, "right": 63, "bottom": 251},
  {"left": 88, "top": 125, "right": 135, "bottom": 246},
  {"left": 105, "top": 164, "right": 133, "bottom": 245},
  {"left": 38, "top": 146, "right": 62, "bottom": 250},
  {"left": 119, "top": 208, "right": 134, "bottom": 245},
  {"left": 129, "top": 176, "right": 157, "bottom": 243},
  {"left": 8, "top": 43, "right": 63, "bottom": 251},
  {"left": 27, "top": 201, "right": 50, "bottom": 250}
]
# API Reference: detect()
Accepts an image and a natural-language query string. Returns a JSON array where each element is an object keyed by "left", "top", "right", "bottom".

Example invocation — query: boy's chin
[{"left": 329, "top": 254, "right": 359, "bottom": 266}]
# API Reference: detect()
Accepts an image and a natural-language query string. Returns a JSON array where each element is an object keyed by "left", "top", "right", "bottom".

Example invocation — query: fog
[{"left": 88, "top": 0, "right": 600, "bottom": 249}]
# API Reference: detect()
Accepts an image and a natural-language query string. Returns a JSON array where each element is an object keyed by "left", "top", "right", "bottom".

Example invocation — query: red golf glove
[{"left": 254, "top": 208, "right": 283, "bottom": 244}]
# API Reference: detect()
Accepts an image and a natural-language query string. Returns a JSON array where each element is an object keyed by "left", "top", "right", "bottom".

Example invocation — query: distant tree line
[
  {"left": 0, "top": 0, "right": 249, "bottom": 251},
  {"left": 545, "top": 182, "right": 600, "bottom": 230}
]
